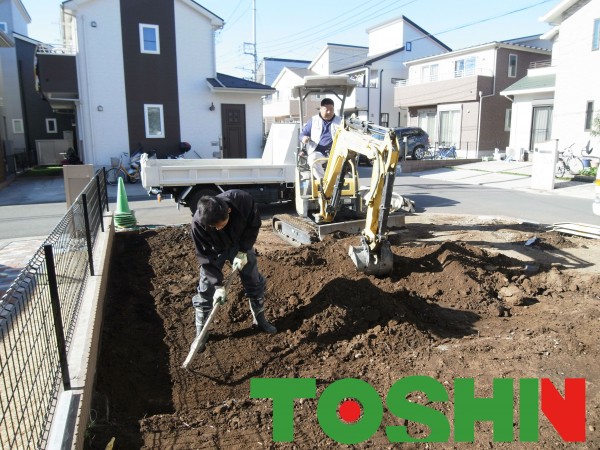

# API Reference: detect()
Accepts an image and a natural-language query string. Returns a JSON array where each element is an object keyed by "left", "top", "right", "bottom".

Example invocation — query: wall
[
  {"left": 71, "top": 0, "right": 129, "bottom": 167},
  {"left": 551, "top": 1, "right": 600, "bottom": 152},
  {"left": 175, "top": 0, "right": 221, "bottom": 159}
]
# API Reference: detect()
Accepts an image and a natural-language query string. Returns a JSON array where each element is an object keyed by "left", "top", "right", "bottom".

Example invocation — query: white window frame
[
  {"left": 46, "top": 118, "right": 58, "bottom": 133},
  {"left": 508, "top": 54, "right": 518, "bottom": 78},
  {"left": 144, "top": 104, "right": 165, "bottom": 138},
  {"left": 12, "top": 119, "right": 23, "bottom": 134},
  {"left": 139, "top": 24, "right": 160, "bottom": 54},
  {"left": 504, "top": 108, "right": 512, "bottom": 131},
  {"left": 0, "top": 22, "right": 7, "bottom": 33}
]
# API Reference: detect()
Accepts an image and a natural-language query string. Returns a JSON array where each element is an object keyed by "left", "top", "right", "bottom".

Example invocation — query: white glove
[
  {"left": 232, "top": 251, "right": 248, "bottom": 271},
  {"left": 213, "top": 286, "right": 226, "bottom": 306}
]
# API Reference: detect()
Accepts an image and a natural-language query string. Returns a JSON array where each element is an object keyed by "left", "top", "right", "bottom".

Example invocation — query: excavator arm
[{"left": 317, "top": 116, "right": 401, "bottom": 275}]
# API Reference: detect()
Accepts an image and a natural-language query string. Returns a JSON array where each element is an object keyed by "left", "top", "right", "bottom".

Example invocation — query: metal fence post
[
  {"left": 81, "top": 194, "right": 95, "bottom": 276},
  {"left": 44, "top": 244, "right": 71, "bottom": 391},
  {"left": 95, "top": 174, "right": 105, "bottom": 232},
  {"left": 102, "top": 167, "right": 109, "bottom": 212}
]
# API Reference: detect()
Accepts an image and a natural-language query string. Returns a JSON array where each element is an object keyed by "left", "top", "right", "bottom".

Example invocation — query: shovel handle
[{"left": 181, "top": 267, "right": 238, "bottom": 369}]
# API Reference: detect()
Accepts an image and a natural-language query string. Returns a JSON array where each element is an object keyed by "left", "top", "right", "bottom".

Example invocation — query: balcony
[
  {"left": 394, "top": 70, "right": 494, "bottom": 108},
  {"left": 35, "top": 46, "right": 78, "bottom": 111}
]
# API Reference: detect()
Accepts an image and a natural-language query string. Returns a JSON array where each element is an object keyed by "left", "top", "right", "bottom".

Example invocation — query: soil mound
[{"left": 87, "top": 221, "right": 600, "bottom": 449}]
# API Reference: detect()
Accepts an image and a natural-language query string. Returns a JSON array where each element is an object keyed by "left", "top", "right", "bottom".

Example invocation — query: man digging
[{"left": 190, "top": 189, "right": 277, "bottom": 353}]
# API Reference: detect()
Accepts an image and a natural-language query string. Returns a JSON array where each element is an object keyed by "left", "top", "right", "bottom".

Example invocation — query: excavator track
[{"left": 272, "top": 214, "right": 319, "bottom": 246}]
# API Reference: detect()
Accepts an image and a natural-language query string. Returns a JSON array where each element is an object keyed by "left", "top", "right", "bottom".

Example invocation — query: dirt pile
[{"left": 87, "top": 218, "right": 600, "bottom": 449}]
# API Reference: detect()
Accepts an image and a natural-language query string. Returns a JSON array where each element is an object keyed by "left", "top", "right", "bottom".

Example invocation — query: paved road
[{"left": 394, "top": 175, "right": 596, "bottom": 225}]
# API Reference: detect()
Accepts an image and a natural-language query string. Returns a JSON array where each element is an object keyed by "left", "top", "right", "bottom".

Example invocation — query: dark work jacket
[{"left": 191, "top": 190, "right": 261, "bottom": 286}]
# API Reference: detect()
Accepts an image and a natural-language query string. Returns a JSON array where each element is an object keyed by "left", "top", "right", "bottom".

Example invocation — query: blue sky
[{"left": 23, "top": 0, "right": 561, "bottom": 79}]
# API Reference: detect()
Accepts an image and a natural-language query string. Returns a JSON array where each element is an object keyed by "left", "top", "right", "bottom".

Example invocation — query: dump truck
[{"left": 140, "top": 123, "right": 299, "bottom": 213}]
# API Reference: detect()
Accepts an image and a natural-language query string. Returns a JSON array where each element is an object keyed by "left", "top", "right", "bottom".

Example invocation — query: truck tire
[{"left": 188, "top": 188, "right": 220, "bottom": 215}]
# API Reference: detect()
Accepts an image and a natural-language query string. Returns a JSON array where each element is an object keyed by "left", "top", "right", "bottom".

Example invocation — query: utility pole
[{"left": 243, "top": 0, "right": 258, "bottom": 81}]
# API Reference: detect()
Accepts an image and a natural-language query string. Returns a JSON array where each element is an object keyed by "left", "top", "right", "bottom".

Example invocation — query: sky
[{"left": 22, "top": 0, "right": 562, "bottom": 80}]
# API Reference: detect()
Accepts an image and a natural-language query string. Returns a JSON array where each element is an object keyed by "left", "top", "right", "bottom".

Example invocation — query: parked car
[{"left": 358, "top": 127, "right": 430, "bottom": 164}]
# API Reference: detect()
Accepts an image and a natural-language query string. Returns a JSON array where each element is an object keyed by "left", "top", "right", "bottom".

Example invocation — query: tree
[{"left": 591, "top": 113, "right": 600, "bottom": 137}]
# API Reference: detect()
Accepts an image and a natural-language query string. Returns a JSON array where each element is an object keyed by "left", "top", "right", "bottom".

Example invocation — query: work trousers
[{"left": 192, "top": 247, "right": 265, "bottom": 316}]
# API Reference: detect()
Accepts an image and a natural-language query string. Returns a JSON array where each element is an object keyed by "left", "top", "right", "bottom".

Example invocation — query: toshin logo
[{"left": 250, "top": 376, "right": 586, "bottom": 445}]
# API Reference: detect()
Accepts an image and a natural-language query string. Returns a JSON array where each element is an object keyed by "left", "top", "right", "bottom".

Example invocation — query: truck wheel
[{"left": 188, "top": 188, "right": 219, "bottom": 215}]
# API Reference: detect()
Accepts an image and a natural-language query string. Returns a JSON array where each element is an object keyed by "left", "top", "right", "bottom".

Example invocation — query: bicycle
[
  {"left": 106, "top": 152, "right": 142, "bottom": 185},
  {"left": 555, "top": 144, "right": 589, "bottom": 178},
  {"left": 434, "top": 144, "right": 457, "bottom": 159}
]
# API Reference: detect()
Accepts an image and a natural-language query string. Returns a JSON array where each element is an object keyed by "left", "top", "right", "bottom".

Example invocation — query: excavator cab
[{"left": 272, "top": 75, "right": 409, "bottom": 276}]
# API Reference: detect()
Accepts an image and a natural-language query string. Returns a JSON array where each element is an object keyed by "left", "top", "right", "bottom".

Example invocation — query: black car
[{"left": 358, "top": 126, "right": 430, "bottom": 164}]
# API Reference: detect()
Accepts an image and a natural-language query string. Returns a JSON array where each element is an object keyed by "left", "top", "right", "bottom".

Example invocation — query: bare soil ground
[{"left": 86, "top": 213, "right": 600, "bottom": 449}]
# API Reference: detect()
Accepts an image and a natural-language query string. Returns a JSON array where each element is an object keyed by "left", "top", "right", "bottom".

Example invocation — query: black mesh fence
[{"left": 0, "top": 169, "right": 109, "bottom": 450}]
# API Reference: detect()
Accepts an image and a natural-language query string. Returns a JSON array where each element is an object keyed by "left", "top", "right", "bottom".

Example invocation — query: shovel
[{"left": 182, "top": 267, "right": 238, "bottom": 369}]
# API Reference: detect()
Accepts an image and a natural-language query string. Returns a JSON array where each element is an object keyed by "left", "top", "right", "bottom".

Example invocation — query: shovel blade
[{"left": 348, "top": 240, "right": 393, "bottom": 276}]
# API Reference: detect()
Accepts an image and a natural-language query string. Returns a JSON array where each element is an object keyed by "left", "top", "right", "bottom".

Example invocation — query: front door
[
  {"left": 530, "top": 106, "right": 553, "bottom": 151},
  {"left": 221, "top": 104, "right": 247, "bottom": 158}
]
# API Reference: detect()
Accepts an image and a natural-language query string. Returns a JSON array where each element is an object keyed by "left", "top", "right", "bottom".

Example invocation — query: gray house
[
  {"left": 395, "top": 37, "right": 552, "bottom": 153},
  {"left": 1, "top": 0, "right": 75, "bottom": 178}
]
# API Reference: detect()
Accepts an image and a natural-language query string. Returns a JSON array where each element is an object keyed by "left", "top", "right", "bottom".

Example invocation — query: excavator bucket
[{"left": 348, "top": 239, "right": 393, "bottom": 276}]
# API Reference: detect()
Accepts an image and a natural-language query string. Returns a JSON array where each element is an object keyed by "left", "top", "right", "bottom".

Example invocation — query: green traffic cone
[{"left": 116, "top": 177, "right": 131, "bottom": 214}]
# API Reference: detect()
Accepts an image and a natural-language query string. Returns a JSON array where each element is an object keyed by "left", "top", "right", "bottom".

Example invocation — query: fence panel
[{"left": 0, "top": 169, "right": 109, "bottom": 449}]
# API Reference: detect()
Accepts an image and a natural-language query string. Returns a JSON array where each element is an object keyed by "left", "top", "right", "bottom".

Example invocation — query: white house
[
  {"left": 263, "top": 16, "right": 451, "bottom": 131},
  {"left": 502, "top": 0, "right": 599, "bottom": 158},
  {"left": 335, "top": 16, "right": 451, "bottom": 127},
  {"left": 396, "top": 37, "right": 551, "bottom": 153},
  {"left": 37, "top": 0, "right": 274, "bottom": 167}
]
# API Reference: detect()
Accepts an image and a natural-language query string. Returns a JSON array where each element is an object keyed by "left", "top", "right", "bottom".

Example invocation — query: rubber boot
[
  {"left": 249, "top": 298, "right": 277, "bottom": 333},
  {"left": 194, "top": 305, "right": 209, "bottom": 352}
]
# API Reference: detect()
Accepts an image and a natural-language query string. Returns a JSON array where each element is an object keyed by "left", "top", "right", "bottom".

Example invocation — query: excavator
[{"left": 272, "top": 75, "right": 411, "bottom": 276}]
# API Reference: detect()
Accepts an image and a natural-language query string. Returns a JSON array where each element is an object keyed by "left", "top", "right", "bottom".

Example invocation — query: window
[
  {"left": 12, "top": 119, "right": 23, "bottom": 134},
  {"left": 585, "top": 101, "right": 594, "bottom": 130},
  {"left": 438, "top": 109, "right": 461, "bottom": 146},
  {"left": 593, "top": 18, "right": 600, "bottom": 51},
  {"left": 454, "top": 57, "right": 475, "bottom": 77},
  {"left": 508, "top": 54, "right": 518, "bottom": 78},
  {"left": 405, "top": 41, "right": 412, "bottom": 51},
  {"left": 0, "top": 22, "right": 7, "bottom": 33},
  {"left": 144, "top": 104, "right": 165, "bottom": 138},
  {"left": 46, "top": 118, "right": 58, "bottom": 133},
  {"left": 380, "top": 113, "right": 389, "bottom": 127},
  {"left": 139, "top": 24, "right": 160, "bottom": 54},
  {"left": 504, "top": 108, "right": 512, "bottom": 131},
  {"left": 421, "top": 64, "right": 439, "bottom": 82}
]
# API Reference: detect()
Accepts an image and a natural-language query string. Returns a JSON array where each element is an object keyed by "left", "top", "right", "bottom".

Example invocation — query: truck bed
[
  {"left": 141, "top": 123, "right": 299, "bottom": 189},
  {"left": 141, "top": 156, "right": 295, "bottom": 188}
]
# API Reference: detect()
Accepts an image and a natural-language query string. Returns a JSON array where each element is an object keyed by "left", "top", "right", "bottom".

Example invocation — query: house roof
[
  {"left": 0, "top": 30, "right": 14, "bottom": 47},
  {"left": 62, "top": 0, "right": 224, "bottom": 28},
  {"left": 263, "top": 57, "right": 311, "bottom": 64},
  {"left": 405, "top": 41, "right": 550, "bottom": 65},
  {"left": 540, "top": 0, "right": 590, "bottom": 25},
  {"left": 206, "top": 73, "right": 275, "bottom": 94},
  {"left": 270, "top": 67, "right": 317, "bottom": 88},
  {"left": 500, "top": 73, "right": 556, "bottom": 96},
  {"left": 366, "top": 16, "right": 451, "bottom": 52},
  {"left": 308, "top": 43, "right": 369, "bottom": 71},
  {"left": 333, "top": 46, "right": 406, "bottom": 73}
]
